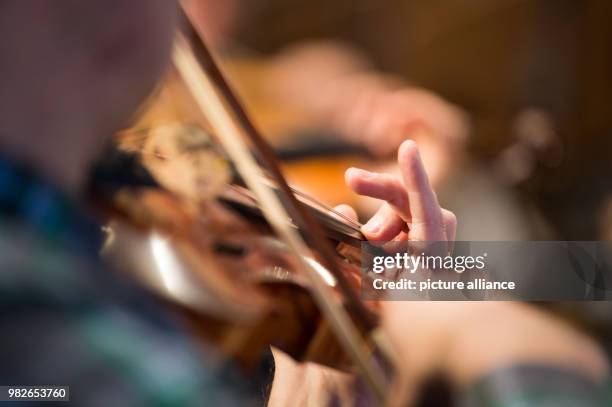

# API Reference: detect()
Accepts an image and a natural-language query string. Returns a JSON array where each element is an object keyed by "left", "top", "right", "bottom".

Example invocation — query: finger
[
  {"left": 442, "top": 209, "right": 457, "bottom": 253},
  {"left": 397, "top": 140, "right": 444, "bottom": 240},
  {"left": 331, "top": 204, "right": 358, "bottom": 222},
  {"left": 345, "top": 167, "right": 412, "bottom": 222},
  {"left": 442, "top": 209, "right": 457, "bottom": 242},
  {"left": 361, "top": 203, "right": 406, "bottom": 242},
  {"left": 382, "top": 231, "right": 410, "bottom": 253}
]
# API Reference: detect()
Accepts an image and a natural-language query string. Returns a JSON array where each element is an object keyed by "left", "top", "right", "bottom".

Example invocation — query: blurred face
[{"left": 0, "top": 0, "right": 178, "bottom": 153}]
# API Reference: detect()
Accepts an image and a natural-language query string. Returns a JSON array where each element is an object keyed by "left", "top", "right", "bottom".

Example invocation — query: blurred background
[{"left": 181, "top": 0, "right": 612, "bottom": 242}]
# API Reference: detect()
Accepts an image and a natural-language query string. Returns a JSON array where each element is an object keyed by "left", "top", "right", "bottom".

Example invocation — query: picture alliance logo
[{"left": 371, "top": 252, "right": 488, "bottom": 274}]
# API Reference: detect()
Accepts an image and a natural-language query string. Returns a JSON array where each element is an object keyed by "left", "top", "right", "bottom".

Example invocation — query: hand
[
  {"left": 336, "top": 85, "right": 469, "bottom": 187},
  {"left": 342, "top": 140, "right": 456, "bottom": 255},
  {"left": 336, "top": 141, "right": 608, "bottom": 405},
  {"left": 268, "top": 43, "right": 468, "bottom": 159},
  {"left": 271, "top": 142, "right": 607, "bottom": 406},
  {"left": 268, "top": 42, "right": 469, "bottom": 185},
  {"left": 335, "top": 85, "right": 468, "bottom": 153}
]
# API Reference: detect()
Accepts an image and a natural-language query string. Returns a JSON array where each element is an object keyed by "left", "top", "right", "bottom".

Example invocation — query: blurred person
[
  {"left": 183, "top": 0, "right": 468, "bottom": 188},
  {"left": 265, "top": 42, "right": 469, "bottom": 186},
  {"left": 0, "top": 2, "right": 475, "bottom": 406},
  {"left": 0, "top": 2, "right": 609, "bottom": 407},
  {"left": 0, "top": 1, "right": 266, "bottom": 405},
  {"left": 183, "top": 0, "right": 537, "bottom": 241}
]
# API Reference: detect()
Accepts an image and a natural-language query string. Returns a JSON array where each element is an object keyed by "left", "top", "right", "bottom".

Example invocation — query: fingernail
[{"left": 363, "top": 215, "right": 381, "bottom": 234}]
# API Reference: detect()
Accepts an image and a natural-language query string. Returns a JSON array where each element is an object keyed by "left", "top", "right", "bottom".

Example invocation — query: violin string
[
  {"left": 287, "top": 185, "right": 363, "bottom": 229},
  {"left": 223, "top": 183, "right": 364, "bottom": 248},
  {"left": 259, "top": 175, "right": 364, "bottom": 231},
  {"left": 172, "top": 33, "right": 387, "bottom": 402}
]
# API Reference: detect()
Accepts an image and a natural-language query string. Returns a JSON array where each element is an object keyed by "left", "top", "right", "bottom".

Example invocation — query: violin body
[{"left": 92, "top": 123, "right": 375, "bottom": 372}]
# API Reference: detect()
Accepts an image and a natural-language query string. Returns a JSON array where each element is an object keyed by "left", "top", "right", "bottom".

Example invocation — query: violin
[{"left": 89, "top": 7, "right": 394, "bottom": 403}]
